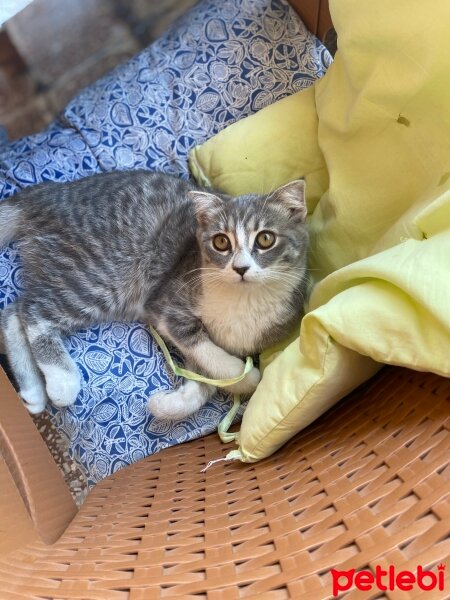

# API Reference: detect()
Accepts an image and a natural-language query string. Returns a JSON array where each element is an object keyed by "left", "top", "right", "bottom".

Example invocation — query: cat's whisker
[
  {"left": 177, "top": 270, "right": 226, "bottom": 294},
  {"left": 262, "top": 279, "right": 304, "bottom": 294},
  {"left": 268, "top": 274, "right": 306, "bottom": 283},
  {"left": 265, "top": 271, "right": 307, "bottom": 283},
  {"left": 259, "top": 273, "right": 307, "bottom": 298},
  {"left": 176, "top": 275, "right": 205, "bottom": 294},
  {"left": 183, "top": 267, "right": 220, "bottom": 277}
]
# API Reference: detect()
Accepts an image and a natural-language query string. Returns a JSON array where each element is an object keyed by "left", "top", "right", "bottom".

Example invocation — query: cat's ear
[
  {"left": 188, "top": 191, "right": 220, "bottom": 226},
  {"left": 268, "top": 179, "right": 307, "bottom": 223}
]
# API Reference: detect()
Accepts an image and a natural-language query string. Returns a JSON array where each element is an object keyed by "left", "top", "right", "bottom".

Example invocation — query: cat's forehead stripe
[
  {"left": 232, "top": 196, "right": 275, "bottom": 228},
  {"left": 235, "top": 221, "right": 247, "bottom": 250}
]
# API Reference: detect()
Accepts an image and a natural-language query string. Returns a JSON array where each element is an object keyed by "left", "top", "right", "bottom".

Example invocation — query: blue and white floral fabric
[{"left": 0, "top": 0, "right": 331, "bottom": 485}]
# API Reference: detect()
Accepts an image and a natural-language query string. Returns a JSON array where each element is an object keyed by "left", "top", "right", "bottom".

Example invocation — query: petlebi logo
[{"left": 331, "top": 564, "right": 446, "bottom": 596}]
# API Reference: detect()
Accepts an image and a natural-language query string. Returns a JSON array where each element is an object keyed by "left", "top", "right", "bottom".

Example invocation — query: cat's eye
[
  {"left": 255, "top": 230, "right": 276, "bottom": 250},
  {"left": 212, "top": 234, "right": 231, "bottom": 252}
]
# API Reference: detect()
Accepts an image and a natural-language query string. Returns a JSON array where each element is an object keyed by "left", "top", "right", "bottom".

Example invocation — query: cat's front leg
[
  {"left": 185, "top": 339, "right": 261, "bottom": 395},
  {"left": 155, "top": 316, "right": 261, "bottom": 397},
  {"left": 149, "top": 374, "right": 215, "bottom": 421}
]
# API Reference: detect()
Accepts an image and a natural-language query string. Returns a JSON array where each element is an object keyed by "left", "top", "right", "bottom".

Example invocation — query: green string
[
  {"left": 149, "top": 325, "right": 253, "bottom": 386},
  {"left": 218, "top": 394, "right": 241, "bottom": 443},
  {"left": 149, "top": 325, "right": 251, "bottom": 444}
]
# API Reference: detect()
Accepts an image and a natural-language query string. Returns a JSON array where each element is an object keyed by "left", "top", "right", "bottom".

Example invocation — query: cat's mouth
[{"left": 234, "top": 274, "right": 254, "bottom": 284}]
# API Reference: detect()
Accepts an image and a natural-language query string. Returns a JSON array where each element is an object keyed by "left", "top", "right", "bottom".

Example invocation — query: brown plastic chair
[{"left": 0, "top": 364, "right": 449, "bottom": 599}]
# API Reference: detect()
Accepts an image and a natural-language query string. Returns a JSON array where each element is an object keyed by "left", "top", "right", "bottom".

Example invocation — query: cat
[{"left": 0, "top": 170, "right": 308, "bottom": 420}]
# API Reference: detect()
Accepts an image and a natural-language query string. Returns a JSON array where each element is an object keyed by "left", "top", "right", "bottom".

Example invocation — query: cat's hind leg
[
  {"left": 23, "top": 311, "right": 81, "bottom": 408},
  {"left": 1, "top": 303, "right": 48, "bottom": 414},
  {"left": 149, "top": 377, "right": 215, "bottom": 421}
]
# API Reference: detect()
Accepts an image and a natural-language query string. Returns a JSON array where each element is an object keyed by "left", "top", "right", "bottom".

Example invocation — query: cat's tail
[{"left": 0, "top": 200, "right": 20, "bottom": 246}]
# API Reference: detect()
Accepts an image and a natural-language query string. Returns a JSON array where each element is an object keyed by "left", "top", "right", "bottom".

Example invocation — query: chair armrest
[
  {"left": 0, "top": 454, "right": 38, "bottom": 556},
  {"left": 0, "top": 366, "right": 77, "bottom": 543},
  {"left": 288, "top": 0, "right": 333, "bottom": 41}
]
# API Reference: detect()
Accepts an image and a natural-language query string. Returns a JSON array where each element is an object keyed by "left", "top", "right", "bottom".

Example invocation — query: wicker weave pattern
[{"left": 1, "top": 367, "right": 449, "bottom": 599}]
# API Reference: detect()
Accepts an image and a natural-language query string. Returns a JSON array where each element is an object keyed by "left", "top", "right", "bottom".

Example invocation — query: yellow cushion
[{"left": 189, "top": 0, "right": 450, "bottom": 461}]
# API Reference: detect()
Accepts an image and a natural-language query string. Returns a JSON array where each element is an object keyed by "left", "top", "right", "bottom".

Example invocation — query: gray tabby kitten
[{"left": 0, "top": 170, "right": 308, "bottom": 420}]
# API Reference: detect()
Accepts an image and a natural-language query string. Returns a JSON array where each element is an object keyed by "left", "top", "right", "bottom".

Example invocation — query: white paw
[
  {"left": 224, "top": 366, "right": 261, "bottom": 395},
  {"left": 148, "top": 384, "right": 204, "bottom": 421},
  {"left": 45, "top": 367, "right": 81, "bottom": 408},
  {"left": 20, "top": 386, "right": 47, "bottom": 414},
  {"left": 211, "top": 355, "right": 248, "bottom": 382}
]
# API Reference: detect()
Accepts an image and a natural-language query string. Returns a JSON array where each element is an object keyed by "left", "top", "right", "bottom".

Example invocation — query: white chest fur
[{"left": 199, "top": 281, "right": 292, "bottom": 356}]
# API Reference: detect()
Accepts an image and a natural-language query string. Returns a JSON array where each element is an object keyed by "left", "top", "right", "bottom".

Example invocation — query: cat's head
[{"left": 188, "top": 180, "right": 308, "bottom": 288}]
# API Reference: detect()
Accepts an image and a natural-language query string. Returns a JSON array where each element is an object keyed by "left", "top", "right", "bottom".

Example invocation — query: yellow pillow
[{"left": 189, "top": 0, "right": 450, "bottom": 462}]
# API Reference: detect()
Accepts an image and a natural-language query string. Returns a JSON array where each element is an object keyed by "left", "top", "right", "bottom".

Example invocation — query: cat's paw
[
  {"left": 20, "top": 385, "right": 47, "bottom": 414},
  {"left": 149, "top": 384, "right": 205, "bottom": 421},
  {"left": 224, "top": 366, "right": 261, "bottom": 395},
  {"left": 45, "top": 367, "right": 81, "bottom": 408}
]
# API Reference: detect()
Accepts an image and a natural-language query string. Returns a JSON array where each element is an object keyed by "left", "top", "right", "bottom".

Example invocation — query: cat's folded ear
[
  {"left": 188, "top": 190, "right": 221, "bottom": 226},
  {"left": 268, "top": 179, "right": 307, "bottom": 223}
]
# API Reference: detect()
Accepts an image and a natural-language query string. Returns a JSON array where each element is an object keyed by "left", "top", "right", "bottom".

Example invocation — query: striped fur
[{"left": 0, "top": 170, "right": 308, "bottom": 419}]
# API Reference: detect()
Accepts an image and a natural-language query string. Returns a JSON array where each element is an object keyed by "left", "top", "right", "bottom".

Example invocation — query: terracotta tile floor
[
  {"left": 0, "top": 0, "right": 196, "bottom": 505},
  {"left": 0, "top": 0, "right": 197, "bottom": 141}
]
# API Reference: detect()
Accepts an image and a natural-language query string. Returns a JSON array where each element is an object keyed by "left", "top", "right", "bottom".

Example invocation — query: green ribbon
[
  {"left": 218, "top": 394, "right": 241, "bottom": 444},
  {"left": 149, "top": 325, "right": 253, "bottom": 444}
]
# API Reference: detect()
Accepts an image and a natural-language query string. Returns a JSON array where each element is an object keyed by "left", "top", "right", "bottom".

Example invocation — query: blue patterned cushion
[{"left": 0, "top": 0, "right": 331, "bottom": 486}]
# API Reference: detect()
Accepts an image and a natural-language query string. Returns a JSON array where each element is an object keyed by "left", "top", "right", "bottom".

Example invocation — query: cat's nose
[{"left": 233, "top": 265, "right": 249, "bottom": 277}]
